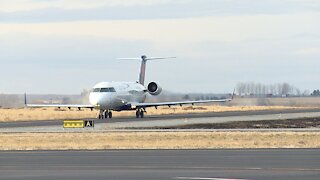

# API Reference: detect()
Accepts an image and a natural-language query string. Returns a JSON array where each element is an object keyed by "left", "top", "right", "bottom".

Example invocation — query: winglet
[
  {"left": 24, "top": 92, "right": 27, "bottom": 107},
  {"left": 232, "top": 88, "right": 236, "bottom": 100}
]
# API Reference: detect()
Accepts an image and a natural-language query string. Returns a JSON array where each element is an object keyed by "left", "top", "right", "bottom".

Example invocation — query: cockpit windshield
[
  {"left": 100, "top": 87, "right": 116, "bottom": 92},
  {"left": 93, "top": 88, "right": 100, "bottom": 92},
  {"left": 93, "top": 87, "right": 116, "bottom": 93}
]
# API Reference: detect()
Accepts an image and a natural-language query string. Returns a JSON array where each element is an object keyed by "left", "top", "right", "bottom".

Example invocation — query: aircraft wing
[
  {"left": 26, "top": 104, "right": 94, "bottom": 109},
  {"left": 24, "top": 93, "right": 94, "bottom": 109},
  {"left": 130, "top": 98, "right": 232, "bottom": 108}
]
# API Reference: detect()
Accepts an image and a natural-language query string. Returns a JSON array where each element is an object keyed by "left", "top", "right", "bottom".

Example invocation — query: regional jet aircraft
[{"left": 26, "top": 55, "right": 233, "bottom": 119}]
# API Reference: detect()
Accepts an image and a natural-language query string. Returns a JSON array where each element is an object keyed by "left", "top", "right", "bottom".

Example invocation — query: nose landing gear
[{"left": 98, "top": 110, "right": 113, "bottom": 119}]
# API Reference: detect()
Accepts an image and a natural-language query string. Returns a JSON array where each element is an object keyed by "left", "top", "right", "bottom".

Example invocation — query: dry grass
[
  {"left": 0, "top": 105, "right": 310, "bottom": 122},
  {"left": 0, "top": 108, "right": 96, "bottom": 122},
  {"left": 231, "top": 97, "right": 320, "bottom": 107},
  {"left": 0, "top": 132, "right": 319, "bottom": 150}
]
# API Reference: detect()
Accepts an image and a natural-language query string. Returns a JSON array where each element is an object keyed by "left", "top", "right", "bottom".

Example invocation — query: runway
[
  {"left": 0, "top": 149, "right": 319, "bottom": 180},
  {"left": 1, "top": 109, "right": 320, "bottom": 132},
  {"left": 1, "top": 108, "right": 320, "bottom": 128}
]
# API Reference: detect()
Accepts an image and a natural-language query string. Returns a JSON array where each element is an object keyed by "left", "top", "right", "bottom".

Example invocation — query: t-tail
[
  {"left": 139, "top": 55, "right": 147, "bottom": 85},
  {"left": 118, "top": 55, "right": 176, "bottom": 86}
]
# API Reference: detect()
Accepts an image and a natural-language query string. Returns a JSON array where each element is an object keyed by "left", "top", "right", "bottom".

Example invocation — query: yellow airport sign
[
  {"left": 84, "top": 120, "right": 94, "bottom": 127},
  {"left": 63, "top": 120, "right": 84, "bottom": 128}
]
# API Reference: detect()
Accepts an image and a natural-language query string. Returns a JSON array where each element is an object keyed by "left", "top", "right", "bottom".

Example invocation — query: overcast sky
[{"left": 0, "top": 0, "right": 319, "bottom": 94}]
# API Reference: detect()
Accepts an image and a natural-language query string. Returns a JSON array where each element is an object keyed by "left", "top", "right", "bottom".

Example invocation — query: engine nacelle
[{"left": 147, "top": 82, "right": 162, "bottom": 96}]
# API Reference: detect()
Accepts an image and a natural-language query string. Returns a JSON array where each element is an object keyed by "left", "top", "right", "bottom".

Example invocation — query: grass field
[
  {"left": 231, "top": 97, "right": 320, "bottom": 107},
  {"left": 0, "top": 105, "right": 309, "bottom": 122},
  {"left": 0, "top": 132, "right": 319, "bottom": 150}
]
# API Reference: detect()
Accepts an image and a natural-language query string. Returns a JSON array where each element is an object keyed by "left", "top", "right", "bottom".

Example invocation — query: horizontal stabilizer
[
  {"left": 118, "top": 56, "right": 176, "bottom": 61},
  {"left": 118, "top": 55, "right": 176, "bottom": 85}
]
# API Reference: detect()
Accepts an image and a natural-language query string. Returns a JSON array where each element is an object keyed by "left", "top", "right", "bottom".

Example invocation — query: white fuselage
[{"left": 89, "top": 82, "right": 147, "bottom": 111}]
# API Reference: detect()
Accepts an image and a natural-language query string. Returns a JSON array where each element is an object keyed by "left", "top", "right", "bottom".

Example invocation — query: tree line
[
  {"left": 311, "top": 90, "right": 320, "bottom": 96},
  {"left": 236, "top": 82, "right": 308, "bottom": 96}
]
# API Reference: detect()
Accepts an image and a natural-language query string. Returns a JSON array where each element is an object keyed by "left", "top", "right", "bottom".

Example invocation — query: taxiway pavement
[{"left": 0, "top": 149, "right": 319, "bottom": 180}]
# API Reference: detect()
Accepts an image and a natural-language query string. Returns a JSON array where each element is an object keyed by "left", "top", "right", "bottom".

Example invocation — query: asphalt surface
[
  {"left": 1, "top": 108, "right": 320, "bottom": 128},
  {"left": 0, "top": 149, "right": 319, "bottom": 180}
]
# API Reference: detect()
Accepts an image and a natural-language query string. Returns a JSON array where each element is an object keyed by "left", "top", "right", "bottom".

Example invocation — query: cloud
[
  {"left": 296, "top": 47, "right": 320, "bottom": 55},
  {"left": 1, "top": 12, "right": 319, "bottom": 93},
  {"left": 1, "top": 0, "right": 320, "bottom": 22},
  {"left": 0, "top": 0, "right": 173, "bottom": 13},
  {"left": 0, "top": 35, "right": 155, "bottom": 94},
  {"left": 1, "top": 12, "right": 319, "bottom": 45},
  {"left": 0, "top": 1, "right": 320, "bottom": 93}
]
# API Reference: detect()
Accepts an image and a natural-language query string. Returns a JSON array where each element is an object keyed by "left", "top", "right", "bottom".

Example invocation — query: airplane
[{"left": 25, "top": 55, "right": 234, "bottom": 119}]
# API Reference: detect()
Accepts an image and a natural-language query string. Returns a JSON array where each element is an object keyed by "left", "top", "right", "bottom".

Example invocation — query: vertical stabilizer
[
  {"left": 118, "top": 55, "right": 176, "bottom": 86},
  {"left": 139, "top": 55, "right": 147, "bottom": 85}
]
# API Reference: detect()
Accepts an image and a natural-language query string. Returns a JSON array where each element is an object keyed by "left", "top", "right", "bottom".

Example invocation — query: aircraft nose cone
[
  {"left": 89, "top": 93, "right": 102, "bottom": 106},
  {"left": 89, "top": 92, "right": 111, "bottom": 109}
]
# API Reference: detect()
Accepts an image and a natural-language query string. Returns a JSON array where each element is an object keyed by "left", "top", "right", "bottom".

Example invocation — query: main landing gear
[
  {"left": 136, "top": 109, "right": 145, "bottom": 118},
  {"left": 98, "top": 110, "right": 112, "bottom": 119}
]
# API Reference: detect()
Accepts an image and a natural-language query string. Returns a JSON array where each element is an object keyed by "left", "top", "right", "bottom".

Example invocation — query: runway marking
[{"left": 175, "top": 177, "right": 247, "bottom": 180}]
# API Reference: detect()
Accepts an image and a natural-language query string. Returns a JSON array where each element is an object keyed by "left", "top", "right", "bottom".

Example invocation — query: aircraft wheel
[
  {"left": 136, "top": 110, "right": 140, "bottom": 118},
  {"left": 98, "top": 110, "right": 105, "bottom": 119},
  {"left": 104, "top": 111, "right": 108, "bottom": 119},
  {"left": 140, "top": 111, "right": 144, "bottom": 118},
  {"left": 108, "top": 111, "right": 113, "bottom": 119}
]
